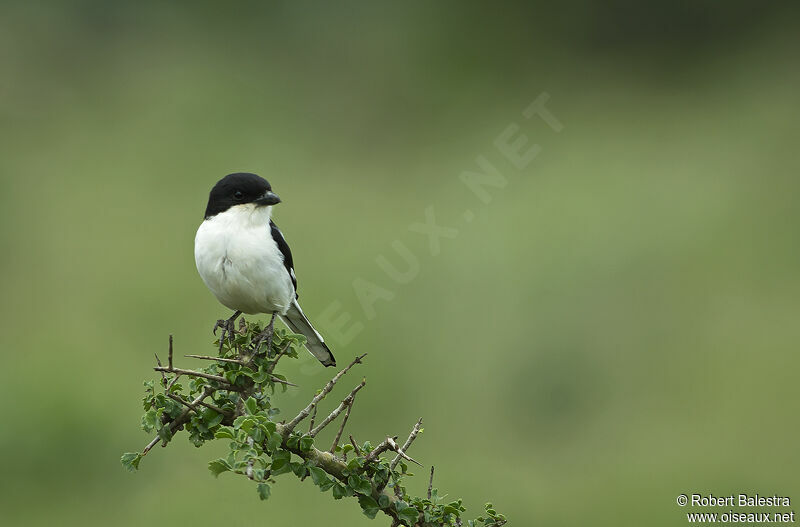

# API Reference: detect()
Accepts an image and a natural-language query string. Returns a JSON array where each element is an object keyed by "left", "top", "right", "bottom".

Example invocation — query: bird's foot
[
  {"left": 213, "top": 310, "right": 242, "bottom": 352},
  {"left": 251, "top": 313, "right": 277, "bottom": 356}
]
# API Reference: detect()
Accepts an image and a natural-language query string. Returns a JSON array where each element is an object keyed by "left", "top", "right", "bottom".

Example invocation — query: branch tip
[
  {"left": 389, "top": 418, "right": 423, "bottom": 470},
  {"left": 168, "top": 334, "right": 173, "bottom": 370}
]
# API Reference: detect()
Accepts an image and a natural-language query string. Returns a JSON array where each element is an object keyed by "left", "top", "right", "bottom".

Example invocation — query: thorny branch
[
  {"left": 142, "top": 386, "right": 214, "bottom": 455},
  {"left": 330, "top": 393, "right": 356, "bottom": 454},
  {"left": 283, "top": 353, "right": 367, "bottom": 433},
  {"left": 126, "top": 323, "right": 507, "bottom": 527},
  {"left": 310, "top": 380, "right": 365, "bottom": 437},
  {"left": 390, "top": 418, "right": 424, "bottom": 470}
]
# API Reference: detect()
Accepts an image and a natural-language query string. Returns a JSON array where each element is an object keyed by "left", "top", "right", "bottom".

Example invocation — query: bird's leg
[
  {"left": 252, "top": 312, "right": 277, "bottom": 356},
  {"left": 213, "top": 310, "right": 242, "bottom": 352},
  {"left": 265, "top": 312, "right": 276, "bottom": 355}
]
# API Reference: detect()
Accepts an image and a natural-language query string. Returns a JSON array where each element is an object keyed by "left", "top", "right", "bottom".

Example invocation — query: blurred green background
[{"left": 1, "top": 1, "right": 799, "bottom": 525}]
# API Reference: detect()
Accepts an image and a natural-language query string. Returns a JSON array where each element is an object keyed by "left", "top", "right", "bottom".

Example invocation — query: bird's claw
[{"left": 213, "top": 317, "right": 238, "bottom": 352}]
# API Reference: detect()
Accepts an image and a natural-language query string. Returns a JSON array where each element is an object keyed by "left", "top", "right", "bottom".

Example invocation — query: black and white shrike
[{"left": 194, "top": 172, "right": 336, "bottom": 367}]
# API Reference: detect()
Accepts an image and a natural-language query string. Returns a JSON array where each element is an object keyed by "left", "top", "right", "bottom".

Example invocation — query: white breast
[{"left": 194, "top": 204, "right": 295, "bottom": 315}]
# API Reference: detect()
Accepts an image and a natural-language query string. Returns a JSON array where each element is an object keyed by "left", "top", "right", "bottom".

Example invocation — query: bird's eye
[{"left": 234, "top": 191, "right": 243, "bottom": 200}]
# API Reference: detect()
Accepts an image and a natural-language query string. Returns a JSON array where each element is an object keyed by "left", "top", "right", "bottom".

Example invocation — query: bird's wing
[
  {"left": 268, "top": 220, "right": 335, "bottom": 367},
  {"left": 269, "top": 220, "right": 298, "bottom": 297}
]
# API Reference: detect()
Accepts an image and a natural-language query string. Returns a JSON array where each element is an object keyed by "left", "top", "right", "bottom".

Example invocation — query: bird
[{"left": 194, "top": 172, "right": 336, "bottom": 367}]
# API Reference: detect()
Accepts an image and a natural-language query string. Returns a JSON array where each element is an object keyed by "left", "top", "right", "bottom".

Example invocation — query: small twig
[
  {"left": 142, "top": 435, "right": 161, "bottom": 456},
  {"left": 168, "top": 335, "right": 174, "bottom": 370},
  {"left": 308, "top": 405, "right": 317, "bottom": 433},
  {"left": 166, "top": 391, "right": 228, "bottom": 417},
  {"left": 167, "top": 392, "right": 196, "bottom": 411},
  {"left": 330, "top": 396, "right": 356, "bottom": 454},
  {"left": 269, "top": 376, "right": 298, "bottom": 387},
  {"left": 165, "top": 373, "right": 182, "bottom": 393},
  {"left": 182, "top": 354, "right": 295, "bottom": 386},
  {"left": 262, "top": 312, "right": 277, "bottom": 356},
  {"left": 364, "top": 436, "right": 421, "bottom": 468},
  {"left": 349, "top": 435, "right": 362, "bottom": 456},
  {"left": 364, "top": 436, "right": 399, "bottom": 463},
  {"left": 153, "top": 366, "right": 238, "bottom": 389},
  {"left": 428, "top": 466, "right": 435, "bottom": 500},
  {"left": 195, "top": 398, "right": 227, "bottom": 415},
  {"left": 142, "top": 387, "right": 214, "bottom": 455},
  {"left": 154, "top": 353, "right": 168, "bottom": 388},
  {"left": 263, "top": 341, "right": 291, "bottom": 373},
  {"left": 390, "top": 418, "right": 423, "bottom": 470},
  {"left": 395, "top": 449, "right": 422, "bottom": 466},
  {"left": 310, "top": 380, "right": 366, "bottom": 437},
  {"left": 283, "top": 353, "right": 367, "bottom": 433},
  {"left": 185, "top": 354, "right": 245, "bottom": 364}
]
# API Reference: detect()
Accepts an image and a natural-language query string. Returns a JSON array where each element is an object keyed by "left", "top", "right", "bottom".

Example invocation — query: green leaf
[
  {"left": 348, "top": 474, "right": 373, "bottom": 495},
  {"left": 214, "top": 426, "right": 235, "bottom": 439},
  {"left": 396, "top": 504, "right": 420, "bottom": 526},
  {"left": 157, "top": 424, "right": 173, "bottom": 443},
  {"left": 120, "top": 452, "right": 141, "bottom": 472},
  {"left": 208, "top": 458, "right": 232, "bottom": 477},
  {"left": 239, "top": 417, "right": 256, "bottom": 433},
  {"left": 299, "top": 435, "right": 314, "bottom": 452},
  {"left": 308, "top": 466, "right": 330, "bottom": 487},
  {"left": 250, "top": 424, "right": 265, "bottom": 443},
  {"left": 378, "top": 494, "right": 391, "bottom": 509},
  {"left": 271, "top": 450, "right": 291, "bottom": 474},
  {"left": 203, "top": 409, "right": 224, "bottom": 428},
  {"left": 141, "top": 408, "right": 159, "bottom": 432},
  {"left": 252, "top": 367, "right": 270, "bottom": 383},
  {"left": 233, "top": 415, "right": 256, "bottom": 433},
  {"left": 291, "top": 461, "right": 308, "bottom": 478},
  {"left": 346, "top": 457, "right": 364, "bottom": 472},
  {"left": 245, "top": 397, "right": 259, "bottom": 415},
  {"left": 332, "top": 482, "right": 349, "bottom": 500},
  {"left": 262, "top": 421, "right": 277, "bottom": 434},
  {"left": 256, "top": 483, "right": 271, "bottom": 501},
  {"left": 358, "top": 495, "right": 380, "bottom": 519},
  {"left": 266, "top": 431, "right": 283, "bottom": 452}
]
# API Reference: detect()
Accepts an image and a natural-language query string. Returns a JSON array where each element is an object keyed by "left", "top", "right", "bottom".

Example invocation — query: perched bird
[{"left": 194, "top": 172, "right": 336, "bottom": 367}]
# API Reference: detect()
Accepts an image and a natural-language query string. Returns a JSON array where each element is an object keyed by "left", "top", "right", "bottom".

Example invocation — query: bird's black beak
[{"left": 256, "top": 191, "right": 281, "bottom": 206}]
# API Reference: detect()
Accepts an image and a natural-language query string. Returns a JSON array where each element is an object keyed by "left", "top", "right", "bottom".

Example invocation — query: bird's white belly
[{"left": 195, "top": 208, "right": 294, "bottom": 315}]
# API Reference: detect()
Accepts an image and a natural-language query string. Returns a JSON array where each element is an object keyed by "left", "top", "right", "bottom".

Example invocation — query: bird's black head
[{"left": 204, "top": 173, "right": 281, "bottom": 219}]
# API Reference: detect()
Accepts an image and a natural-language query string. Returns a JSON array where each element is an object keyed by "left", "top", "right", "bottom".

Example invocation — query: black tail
[{"left": 280, "top": 299, "right": 336, "bottom": 367}]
